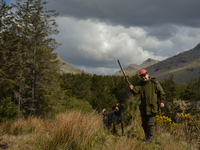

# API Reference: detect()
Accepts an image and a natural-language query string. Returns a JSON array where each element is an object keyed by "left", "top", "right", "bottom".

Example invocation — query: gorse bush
[
  {"left": 179, "top": 113, "right": 200, "bottom": 145},
  {"left": 156, "top": 115, "right": 173, "bottom": 125},
  {"left": 180, "top": 113, "right": 191, "bottom": 121},
  {"left": 155, "top": 115, "right": 178, "bottom": 131},
  {"left": 155, "top": 113, "right": 200, "bottom": 148}
]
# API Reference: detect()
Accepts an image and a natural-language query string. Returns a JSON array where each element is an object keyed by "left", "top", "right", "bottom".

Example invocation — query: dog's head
[
  {"left": 112, "top": 103, "right": 124, "bottom": 112},
  {"left": 102, "top": 108, "right": 106, "bottom": 117}
]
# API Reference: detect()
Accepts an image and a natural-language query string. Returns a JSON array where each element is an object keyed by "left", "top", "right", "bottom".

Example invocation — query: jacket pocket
[{"left": 150, "top": 104, "right": 158, "bottom": 114}]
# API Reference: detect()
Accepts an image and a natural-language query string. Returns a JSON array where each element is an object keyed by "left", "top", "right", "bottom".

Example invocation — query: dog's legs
[
  {"left": 113, "top": 123, "right": 116, "bottom": 134},
  {"left": 121, "top": 122, "right": 124, "bottom": 136}
]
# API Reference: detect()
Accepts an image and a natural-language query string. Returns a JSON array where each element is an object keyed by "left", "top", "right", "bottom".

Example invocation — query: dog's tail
[{"left": 102, "top": 109, "right": 106, "bottom": 116}]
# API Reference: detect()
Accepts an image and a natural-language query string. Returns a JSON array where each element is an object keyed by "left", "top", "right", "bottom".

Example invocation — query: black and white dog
[{"left": 102, "top": 103, "right": 124, "bottom": 136}]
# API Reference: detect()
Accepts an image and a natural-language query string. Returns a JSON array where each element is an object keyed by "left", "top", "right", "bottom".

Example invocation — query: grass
[{"left": 0, "top": 109, "right": 199, "bottom": 150}]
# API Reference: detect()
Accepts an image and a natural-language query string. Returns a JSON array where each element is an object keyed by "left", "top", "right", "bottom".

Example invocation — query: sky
[
  {"left": 4, "top": 0, "right": 10, "bottom": 4},
  {"left": 9, "top": 0, "right": 200, "bottom": 75}
]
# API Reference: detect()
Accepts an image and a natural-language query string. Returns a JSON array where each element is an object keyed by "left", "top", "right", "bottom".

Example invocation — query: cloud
[
  {"left": 55, "top": 17, "right": 169, "bottom": 74},
  {"left": 7, "top": 0, "right": 200, "bottom": 75},
  {"left": 44, "top": 0, "right": 200, "bottom": 74},
  {"left": 47, "top": 0, "right": 200, "bottom": 27}
]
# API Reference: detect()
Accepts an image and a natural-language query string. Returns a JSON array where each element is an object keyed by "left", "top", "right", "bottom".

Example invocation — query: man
[{"left": 129, "top": 69, "right": 165, "bottom": 143}]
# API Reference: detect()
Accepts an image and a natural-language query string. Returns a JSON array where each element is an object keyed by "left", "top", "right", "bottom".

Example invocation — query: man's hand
[
  {"left": 160, "top": 103, "right": 165, "bottom": 108},
  {"left": 129, "top": 84, "right": 133, "bottom": 90}
]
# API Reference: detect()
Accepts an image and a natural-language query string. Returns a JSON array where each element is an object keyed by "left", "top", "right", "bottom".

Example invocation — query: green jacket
[{"left": 130, "top": 78, "right": 165, "bottom": 115}]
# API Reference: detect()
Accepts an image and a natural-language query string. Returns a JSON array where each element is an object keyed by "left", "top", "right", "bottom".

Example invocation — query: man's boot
[
  {"left": 144, "top": 125, "right": 154, "bottom": 143},
  {"left": 142, "top": 125, "right": 148, "bottom": 141}
]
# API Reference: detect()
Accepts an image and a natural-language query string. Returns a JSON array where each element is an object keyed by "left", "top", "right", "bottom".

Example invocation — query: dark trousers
[{"left": 140, "top": 114, "right": 156, "bottom": 140}]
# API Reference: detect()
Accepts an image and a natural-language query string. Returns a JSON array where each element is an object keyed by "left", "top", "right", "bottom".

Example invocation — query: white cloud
[
  {"left": 8, "top": 0, "right": 200, "bottom": 75},
  {"left": 77, "top": 65, "right": 120, "bottom": 75},
  {"left": 55, "top": 17, "right": 167, "bottom": 74}
]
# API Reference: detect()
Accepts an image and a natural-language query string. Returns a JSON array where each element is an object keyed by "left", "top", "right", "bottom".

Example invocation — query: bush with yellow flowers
[
  {"left": 156, "top": 115, "right": 172, "bottom": 125},
  {"left": 156, "top": 113, "right": 200, "bottom": 147},
  {"left": 178, "top": 113, "right": 200, "bottom": 145},
  {"left": 179, "top": 113, "right": 191, "bottom": 121},
  {"left": 155, "top": 115, "right": 178, "bottom": 131}
]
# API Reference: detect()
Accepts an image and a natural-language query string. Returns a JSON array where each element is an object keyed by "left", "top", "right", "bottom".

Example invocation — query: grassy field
[{"left": 0, "top": 109, "right": 199, "bottom": 150}]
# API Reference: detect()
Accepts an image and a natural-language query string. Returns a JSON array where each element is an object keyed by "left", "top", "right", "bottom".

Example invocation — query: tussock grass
[
  {"left": 0, "top": 116, "right": 46, "bottom": 135},
  {"left": 0, "top": 110, "right": 199, "bottom": 150}
]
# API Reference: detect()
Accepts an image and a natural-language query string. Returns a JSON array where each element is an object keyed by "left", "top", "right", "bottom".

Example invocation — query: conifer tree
[
  {"left": 0, "top": 0, "right": 62, "bottom": 117},
  {"left": 12, "top": 0, "right": 61, "bottom": 117},
  {"left": 0, "top": 0, "right": 18, "bottom": 100},
  {"left": 161, "top": 74, "right": 177, "bottom": 102},
  {"left": 0, "top": 0, "right": 23, "bottom": 119}
]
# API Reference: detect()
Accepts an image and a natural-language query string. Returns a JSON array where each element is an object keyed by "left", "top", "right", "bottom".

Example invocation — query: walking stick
[{"left": 117, "top": 59, "right": 131, "bottom": 85}]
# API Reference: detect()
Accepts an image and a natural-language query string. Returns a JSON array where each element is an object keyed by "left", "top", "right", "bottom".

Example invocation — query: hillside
[
  {"left": 57, "top": 43, "right": 200, "bottom": 85},
  {"left": 115, "top": 43, "right": 200, "bottom": 85},
  {"left": 57, "top": 56, "right": 87, "bottom": 74},
  {"left": 115, "top": 58, "right": 160, "bottom": 76},
  {"left": 146, "top": 43, "right": 200, "bottom": 85}
]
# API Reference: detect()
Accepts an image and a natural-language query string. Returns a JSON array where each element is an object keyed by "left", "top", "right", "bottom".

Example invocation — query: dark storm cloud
[
  {"left": 144, "top": 25, "right": 178, "bottom": 40},
  {"left": 46, "top": 0, "right": 200, "bottom": 75},
  {"left": 47, "top": 0, "right": 200, "bottom": 27},
  {"left": 8, "top": 0, "right": 200, "bottom": 75}
]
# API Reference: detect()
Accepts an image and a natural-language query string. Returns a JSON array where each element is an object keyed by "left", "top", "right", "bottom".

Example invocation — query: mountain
[
  {"left": 140, "top": 58, "right": 160, "bottom": 69},
  {"left": 115, "top": 58, "right": 160, "bottom": 75},
  {"left": 146, "top": 43, "right": 200, "bottom": 85},
  {"left": 57, "top": 56, "right": 87, "bottom": 74},
  {"left": 115, "top": 43, "right": 200, "bottom": 85},
  {"left": 57, "top": 43, "right": 200, "bottom": 85}
]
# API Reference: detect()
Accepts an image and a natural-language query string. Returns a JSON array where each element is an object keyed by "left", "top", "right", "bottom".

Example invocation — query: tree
[
  {"left": 181, "top": 78, "right": 200, "bottom": 102},
  {"left": 0, "top": 0, "right": 61, "bottom": 118},
  {"left": 13, "top": 0, "right": 61, "bottom": 117},
  {"left": 0, "top": 0, "right": 20, "bottom": 102},
  {"left": 0, "top": 0, "right": 22, "bottom": 120},
  {"left": 161, "top": 74, "right": 177, "bottom": 102}
]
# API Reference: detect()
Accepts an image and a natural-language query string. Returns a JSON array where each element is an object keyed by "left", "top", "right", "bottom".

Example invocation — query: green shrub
[
  {"left": 58, "top": 97, "right": 94, "bottom": 113},
  {"left": 124, "top": 101, "right": 139, "bottom": 125},
  {"left": 0, "top": 97, "right": 20, "bottom": 122}
]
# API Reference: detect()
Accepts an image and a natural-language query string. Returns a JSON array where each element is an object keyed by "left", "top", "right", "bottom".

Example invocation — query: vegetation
[
  {"left": 0, "top": 0, "right": 200, "bottom": 149},
  {"left": 0, "top": 0, "right": 61, "bottom": 118},
  {"left": 0, "top": 109, "right": 199, "bottom": 150}
]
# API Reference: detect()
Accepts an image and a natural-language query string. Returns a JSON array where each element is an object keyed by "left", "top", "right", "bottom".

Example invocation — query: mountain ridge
[
  {"left": 115, "top": 58, "right": 160, "bottom": 75},
  {"left": 58, "top": 43, "right": 200, "bottom": 85},
  {"left": 145, "top": 43, "right": 200, "bottom": 85},
  {"left": 57, "top": 56, "right": 86, "bottom": 74}
]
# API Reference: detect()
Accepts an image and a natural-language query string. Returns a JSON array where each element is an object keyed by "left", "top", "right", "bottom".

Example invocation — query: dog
[{"left": 102, "top": 103, "right": 124, "bottom": 136}]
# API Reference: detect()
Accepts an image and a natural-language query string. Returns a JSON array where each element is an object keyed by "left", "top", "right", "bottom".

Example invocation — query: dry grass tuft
[{"left": 0, "top": 109, "right": 199, "bottom": 150}]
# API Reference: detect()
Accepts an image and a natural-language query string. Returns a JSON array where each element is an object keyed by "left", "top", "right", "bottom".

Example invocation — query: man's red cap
[{"left": 139, "top": 69, "right": 148, "bottom": 75}]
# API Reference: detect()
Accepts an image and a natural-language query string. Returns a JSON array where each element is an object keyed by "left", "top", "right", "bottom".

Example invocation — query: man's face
[{"left": 140, "top": 73, "right": 150, "bottom": 82}]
